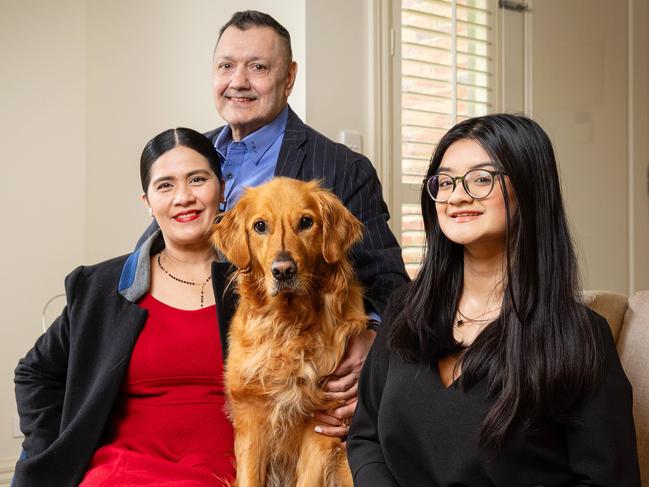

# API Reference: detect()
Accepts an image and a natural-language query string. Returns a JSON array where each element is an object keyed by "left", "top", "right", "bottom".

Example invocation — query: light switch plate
[{"left": 339, "top": 131, "right": 362, "bottom": 153}]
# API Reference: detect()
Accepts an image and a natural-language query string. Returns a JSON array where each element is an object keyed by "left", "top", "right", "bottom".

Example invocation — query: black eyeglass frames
[{"left": 424, "top": 168, "right": 506, "bottom": 203}]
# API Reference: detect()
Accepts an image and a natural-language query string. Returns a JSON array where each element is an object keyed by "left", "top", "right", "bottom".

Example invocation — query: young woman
[
  {"left": 14, "top": 128, "right": 236, "bottom": 486},
  {"left": 347, "top": 114, "right": 640, "bottom": 486}
]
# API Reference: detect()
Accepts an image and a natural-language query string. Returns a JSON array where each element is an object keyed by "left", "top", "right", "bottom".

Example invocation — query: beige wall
[
  {"left": 305, "top": 0, "right": 371, "bottom": 153},
  {"left": 499, "top": 0, "right": 649, "bottom": 293},
  {"left": 531, "top": 0, "right": 635, "bottom": 294},
  {"left": 0, "top": 0, "right": 87, "bottom": 460}
]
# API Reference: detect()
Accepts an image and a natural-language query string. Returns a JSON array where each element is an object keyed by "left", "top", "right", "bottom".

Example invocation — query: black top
[{"left": 347, "top": 309, "right": 640, "bottom": 486}]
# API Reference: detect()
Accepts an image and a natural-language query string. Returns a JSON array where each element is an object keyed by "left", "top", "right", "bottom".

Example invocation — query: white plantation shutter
[{"left": 398, "top": 0, "right": 497, "bottom": 278}]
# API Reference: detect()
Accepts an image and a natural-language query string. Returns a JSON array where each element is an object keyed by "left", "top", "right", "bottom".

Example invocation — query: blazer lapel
[
  {"left": 60, "top": 293, "right": 147, "bottom": 433},
  {"left": 275, "top": 106, "right": 307, "bottom": 179},
  {"left": 106, "top": 294, "right": 149, "bottom": 376}
]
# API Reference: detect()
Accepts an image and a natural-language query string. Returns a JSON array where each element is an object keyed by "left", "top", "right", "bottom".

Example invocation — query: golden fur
[{"left": 211, "top": 178, "right": 367, "bottom": 487}]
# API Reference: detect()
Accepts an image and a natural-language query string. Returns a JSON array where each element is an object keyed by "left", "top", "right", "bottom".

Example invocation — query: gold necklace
[
  {"left": 455, "top": 306, "right": 501, "bottom": 327},
  {"left": 157, "top": 253, "right": 212, "bottom": 307}
]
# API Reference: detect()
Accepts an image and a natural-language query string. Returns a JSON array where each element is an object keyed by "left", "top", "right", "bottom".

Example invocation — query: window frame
[{"left": 372, "top": 0, "right": 502, "bottom": 277}]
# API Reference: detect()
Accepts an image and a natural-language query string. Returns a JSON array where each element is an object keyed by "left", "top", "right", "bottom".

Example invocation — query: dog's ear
[
  {"left": 211, "top": 200, "right": 251, "bottom": 269},
  {"left": 315, "top": 188, "right": 364, "bottom": 264}
]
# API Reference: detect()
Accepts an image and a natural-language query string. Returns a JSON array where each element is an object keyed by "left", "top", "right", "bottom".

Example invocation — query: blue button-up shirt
[{"left": 214, "top": 106, "right": 289, "bottom": 211}]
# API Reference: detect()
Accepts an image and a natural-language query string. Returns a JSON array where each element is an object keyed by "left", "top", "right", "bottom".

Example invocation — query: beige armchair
[{"left": 583, "top": 290, "right": 649, "bottom": 483}]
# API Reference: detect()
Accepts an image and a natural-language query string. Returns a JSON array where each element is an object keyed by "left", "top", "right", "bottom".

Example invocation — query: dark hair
[
  {"left": 216, "top": 10, "right": 292, "bottom": 62},
  {"left": 389, "top": 113, "right": 602, "bottom": 450},
  {"left": 140, "top": 127, "right": 222, "bottom": 193}
]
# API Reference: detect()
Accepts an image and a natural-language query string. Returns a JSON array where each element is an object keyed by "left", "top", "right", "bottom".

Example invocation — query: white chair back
[{"left": 41, "top": 293, "right": 66, "bottom": 333}]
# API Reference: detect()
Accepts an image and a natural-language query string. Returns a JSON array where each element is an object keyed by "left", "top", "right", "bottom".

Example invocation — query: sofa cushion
[
  {"left": 581, "top": 290, "right": 628, "bottom": 341},
  {"left": 618, "top": 290, "right": 649, "bottom": 484}
]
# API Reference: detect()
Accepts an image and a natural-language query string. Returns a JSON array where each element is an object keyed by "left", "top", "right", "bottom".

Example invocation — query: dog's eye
[
  {"left": 253, "top": 220, "right": 267, "bottom": 234},
  {"left": 299, "top": 216, "right": 313, "bottom": 230}
]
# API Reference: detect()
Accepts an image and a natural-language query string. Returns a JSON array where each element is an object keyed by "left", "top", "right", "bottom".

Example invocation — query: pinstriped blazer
[
  {"left": 139, "top": 107, "right": 408, "bottom": 314},
  {"left": 206, "top": 107, "right": 408, "bottom": 314}
]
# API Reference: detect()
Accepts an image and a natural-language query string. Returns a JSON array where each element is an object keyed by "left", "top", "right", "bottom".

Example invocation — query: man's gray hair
[{"left": 217, "top": 10, "right": 292, "bottom": 62}]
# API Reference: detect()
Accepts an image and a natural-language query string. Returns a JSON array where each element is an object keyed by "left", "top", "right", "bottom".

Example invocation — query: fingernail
[
  {"left": 315, "top": 426, "right": 322, "bottom": 433},
  {"left": 309, "top": 411, "right": 315, "bottom": 417}
]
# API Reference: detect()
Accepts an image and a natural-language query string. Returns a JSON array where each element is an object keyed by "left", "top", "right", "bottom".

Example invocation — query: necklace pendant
[{"left": 158, "top": 252, "right": 213, "bottom": 308}]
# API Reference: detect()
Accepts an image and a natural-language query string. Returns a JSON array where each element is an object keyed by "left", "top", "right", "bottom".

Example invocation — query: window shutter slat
[{"left": 399, "top": 0, "right": 495, "bottom": 278}]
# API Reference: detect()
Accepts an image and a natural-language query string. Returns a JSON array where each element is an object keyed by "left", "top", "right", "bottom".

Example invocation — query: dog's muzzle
[{"left": 271, "top": 252, "right": 297, "bottom": 282}]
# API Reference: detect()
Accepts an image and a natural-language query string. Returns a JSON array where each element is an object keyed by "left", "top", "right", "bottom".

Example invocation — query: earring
[{"left": 148, "top": 208, "right": 153, "bottom": 217}]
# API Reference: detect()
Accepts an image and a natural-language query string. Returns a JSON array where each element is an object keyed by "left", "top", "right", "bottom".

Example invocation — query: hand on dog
[
  {"left": 313, "top": 399, "right": 357, "bottom": 441},
  {"left": 314, "top": 328, "right": 376, "bottom": 438}
]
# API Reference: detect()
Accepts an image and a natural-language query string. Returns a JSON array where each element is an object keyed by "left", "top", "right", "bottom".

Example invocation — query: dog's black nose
[{"left": 271, "top": 255, "right": 297, "bottom": 281}]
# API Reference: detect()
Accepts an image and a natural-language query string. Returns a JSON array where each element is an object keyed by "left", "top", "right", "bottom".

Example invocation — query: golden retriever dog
[{"left": 211, "top": 177, "right": 367, "bottom": 487}]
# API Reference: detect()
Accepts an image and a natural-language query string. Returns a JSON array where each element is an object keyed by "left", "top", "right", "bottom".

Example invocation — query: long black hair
[
  {"left": 389, "top": 113, "right": 602, "bottom": 450},
  {"left": 140, "top": 127, "right": 222, "bottom": 193}
]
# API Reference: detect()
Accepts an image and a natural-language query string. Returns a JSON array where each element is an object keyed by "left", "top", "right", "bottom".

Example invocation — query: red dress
[{"left": 80, "top": 294, "right": 235, "bottom": 486}]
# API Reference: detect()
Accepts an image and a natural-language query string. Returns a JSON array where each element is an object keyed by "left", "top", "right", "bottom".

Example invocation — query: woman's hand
[{"left": 314, "top": 328, "right": 376, "bottom": 438}]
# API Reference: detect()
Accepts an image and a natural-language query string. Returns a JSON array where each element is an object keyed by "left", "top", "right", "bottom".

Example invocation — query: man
[{"left": 140, "top": 10, "right": 408, "bottom": 437}]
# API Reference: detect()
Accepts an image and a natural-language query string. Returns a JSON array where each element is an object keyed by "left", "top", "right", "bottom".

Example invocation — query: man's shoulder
[
  {"left": 66, "top": 254, "right": 130, "bottom": 288},
  {"left": 57, "top": 254, "right": 130, "bottom": 306},
  {"left": 307, "top": 125, "right": 364, "bottom": 158},
  {"left": 203, "top": 125, "right": 224, "bottom": 144},
  {"left": 285, "top": 111, "right": 369, "bottom": 165},
  {"left": 204, "top": 110, "right": 367, "bottom": 163}
]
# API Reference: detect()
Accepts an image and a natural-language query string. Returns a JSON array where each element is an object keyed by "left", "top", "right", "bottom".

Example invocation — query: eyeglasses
[{"left": 424, "top": 168, "right": 506, "bottom": 203}]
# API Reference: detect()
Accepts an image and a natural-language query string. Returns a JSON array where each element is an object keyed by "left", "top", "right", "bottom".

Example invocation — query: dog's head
[{"left": 211, "top": 178, "right": 363, "bottom": 298}]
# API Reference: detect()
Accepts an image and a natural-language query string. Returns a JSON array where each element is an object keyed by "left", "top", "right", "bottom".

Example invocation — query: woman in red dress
[{"left": 15, "top": 128, "right": 236, "bottom": 486}]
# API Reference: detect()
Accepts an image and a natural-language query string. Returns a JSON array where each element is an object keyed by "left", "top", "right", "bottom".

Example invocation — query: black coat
[{"left": 13, "top": 251, "right": 236, "bottom": 487}]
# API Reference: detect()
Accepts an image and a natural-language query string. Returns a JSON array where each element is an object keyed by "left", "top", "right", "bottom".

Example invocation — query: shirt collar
[{"left": 214, "top": 105, "right": 289, "bottom": 166}]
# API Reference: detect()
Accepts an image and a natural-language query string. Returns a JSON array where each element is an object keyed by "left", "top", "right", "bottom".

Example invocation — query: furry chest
[{"left": 230, "top": 338, "right": 325, "bottom": 392}]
